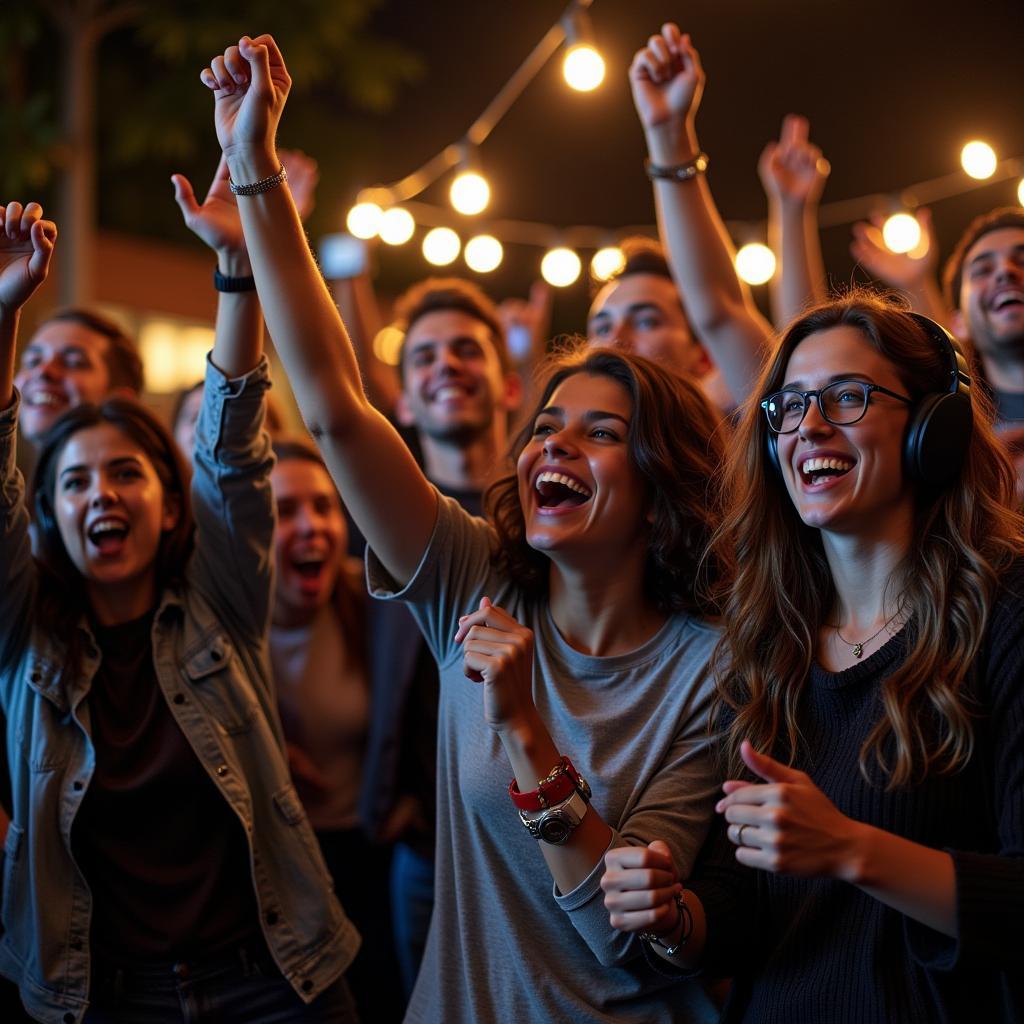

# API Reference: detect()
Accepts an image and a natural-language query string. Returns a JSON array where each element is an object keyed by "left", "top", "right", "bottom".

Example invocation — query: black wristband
[{"left": 213, "top": 267, "right": 256, "bottom": 293}]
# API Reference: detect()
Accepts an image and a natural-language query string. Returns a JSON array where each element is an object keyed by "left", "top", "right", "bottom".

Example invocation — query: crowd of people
[{"left": 0, "top": 19, "right": 1021, "bottom": 1024}]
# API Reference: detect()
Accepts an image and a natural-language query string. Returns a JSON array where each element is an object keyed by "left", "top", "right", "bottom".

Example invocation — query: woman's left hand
[
  {"left": 455, "top": 597, "right": 536, "bottom": 733},
  {"left": 717, "top": 740, "right": 863, "bottom": 881}
]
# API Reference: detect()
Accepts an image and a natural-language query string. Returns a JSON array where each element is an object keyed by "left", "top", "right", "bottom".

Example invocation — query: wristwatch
[{"left": 519, "top": 789, "right": 589, "bottom": 845}]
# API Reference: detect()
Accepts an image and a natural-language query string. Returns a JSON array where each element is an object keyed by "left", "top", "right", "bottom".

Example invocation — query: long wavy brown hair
[
  {"left": 486, "top": 344, "right": 730, "bottom": 617},
  {"left": 711, "top": 291, "right": 1024, "bottom": 787}
]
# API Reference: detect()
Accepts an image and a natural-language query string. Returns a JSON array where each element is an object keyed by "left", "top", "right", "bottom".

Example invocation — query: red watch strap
[{"left": 508, "top": 756, "right": 584, "bottom": 811}]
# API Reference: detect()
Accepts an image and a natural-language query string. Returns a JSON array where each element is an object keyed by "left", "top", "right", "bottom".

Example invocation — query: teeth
[
  {"left": 434, "top": 385, "right": 470, "bottom": 401},
  {"left": 91, "top": 520, "right": 126, "bottom": 535},
  {"left": 994, "top": 290, "right": 1024, "bottom": 310},
  {"left": 28, "top": 393, "right": 64, "bottom": 407},
  {"left": 801, "top": 456, "right": 854, "bottom": 474},
  {"left": 536, "top": 471, "right": 592, "bottom": 498}
]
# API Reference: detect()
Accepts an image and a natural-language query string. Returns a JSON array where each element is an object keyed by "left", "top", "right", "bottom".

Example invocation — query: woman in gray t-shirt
[{"left": 205, "top": 31, "right": 730, "bottom": 1021}]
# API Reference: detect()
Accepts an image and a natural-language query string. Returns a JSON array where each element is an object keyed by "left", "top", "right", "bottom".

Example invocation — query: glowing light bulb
[
  {"left": 378, "top": 207, "right": 415, "bottom": 246},
  {"left": 590, "top": 246, "right": 625, "bottom": 282},
  {"left": 372, "top": 325, "right": 406, "bottom": 366},
  {"left": 735, "top": 243, "right": 776, "bottom": 285},
  {"left": 422, "top": 227, "right": 461, "bottom": 266},
  {"left": 346, "top": 202, "right": 383, "bottom": 240},
  {"left": 450, "top": 171, "right": 490, "bottom": 215},
  {"left": 1017, "top": 178, "right": 1024, "bottom": 207},
  {"left": 563, "top": 44, "right": 605, "bottom": 92},
  {"left": 541, "top": 247, "right": 582, "bottom": 288},
  {"left": 882, "top": 213, "right": 922, "bottom": 255},
  {"left": 961, "top": 140, "right": 997, "bottom": 180},
  {"left": 464, "top": 235, "right": 503, "bottom": 273}
]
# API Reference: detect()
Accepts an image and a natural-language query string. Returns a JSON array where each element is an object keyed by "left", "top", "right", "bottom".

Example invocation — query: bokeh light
[
  {"left": 464, "top": 235, "right": 503, "bottom": 273},
  {"left": 541, "top": 247, "right": 582, "bottom": 288},
  {"left": 735, "top": 243, "right": 777, "bottom": 285},
  {"left": 346, "top": 202, "right": 383, "bottom": 240},
  {"left": 590, "top": 246, "right": 625, "bottom": 282},
  {"left": 961, "top": 140, "right": 997, "bottom": 180},
  {"left": 563, "top": 45, "right": 606, "bottom": 92},
  {"left": 882, "top": 213, "right": 922, "bottom": 255},
  {"left": 422, "top": 227, "right": 461, "bottom": 266},
  {"left": 450, "top": 171, "right": 490, "bottom": 215},
  {"left": 378, "top": 207, "right": 415, "bottom": 246}
]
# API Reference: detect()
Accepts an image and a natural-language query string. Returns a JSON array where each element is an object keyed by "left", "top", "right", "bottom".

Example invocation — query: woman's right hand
[
  {"left": 0, "top": 202, "right": 56, "bottom": 315},
  {"left": 200, "top": 34, "right": 291, "bottom": 167},
  {"left": 602, "top": 839, "right": 683, "bottom": 938}
]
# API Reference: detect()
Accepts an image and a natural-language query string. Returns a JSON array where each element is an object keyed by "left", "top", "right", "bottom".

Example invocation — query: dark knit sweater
[{"left": 686, "top": 569, "right": 1024, "bottom": 1023}]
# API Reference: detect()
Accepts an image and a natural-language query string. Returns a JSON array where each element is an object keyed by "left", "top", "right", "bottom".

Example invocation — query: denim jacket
[{"left": 0, "top": 358, "right": 359, "bottom": 1024}]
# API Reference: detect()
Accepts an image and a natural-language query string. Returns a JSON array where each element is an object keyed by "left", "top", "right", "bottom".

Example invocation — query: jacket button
[
  {"left": 72, "top": 781, "right": 84, "bottom": 791},
  {"left": 173, "top": 693, "right": 186, "bottom": 705},
  {"left": 301, "top": 979, "right": 314, "bottom": 993},
  {"left": 216, "top": 764, "right": 229, "bottom": 777},
  {"left": 265, "top": 910, "right": 279, "bottom": 925}
]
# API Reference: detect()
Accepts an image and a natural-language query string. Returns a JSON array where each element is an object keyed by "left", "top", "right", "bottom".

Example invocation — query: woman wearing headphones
[{"left": 604, "top": 291, "right": 1024, "bottom": 1022}]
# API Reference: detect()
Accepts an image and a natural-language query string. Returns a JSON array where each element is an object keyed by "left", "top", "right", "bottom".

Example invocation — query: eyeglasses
[{"left": 760, "top": 379, "right": 913, "bottom": 434}]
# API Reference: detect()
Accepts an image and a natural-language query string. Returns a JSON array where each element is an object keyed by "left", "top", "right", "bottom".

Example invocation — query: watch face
[{"left": 539, "top": 814, "right": 572, "bottom": 845}]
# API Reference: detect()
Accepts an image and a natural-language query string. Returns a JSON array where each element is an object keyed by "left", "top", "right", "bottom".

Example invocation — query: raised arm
[
  {"left": 630, "top": 24, "right": 772, "bottom": 405},
  {"left": 0, "top": 202, "right": 56, "bottom": 407},
  {"left": 758, "top": 115, "right": 830, "bottom": 327},
  {"left": 200, "top": 35, "right": 436, "bottom": 586}
]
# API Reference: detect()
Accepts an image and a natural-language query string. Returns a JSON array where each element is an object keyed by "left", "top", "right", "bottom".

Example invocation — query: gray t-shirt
[{"left": 368, "top": 494, "right": 721, "bottom": 1024}]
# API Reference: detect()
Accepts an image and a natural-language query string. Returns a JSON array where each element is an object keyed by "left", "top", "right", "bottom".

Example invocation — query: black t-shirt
[{"left": 72, "top": 610, "right": 261, "bottom": 963}]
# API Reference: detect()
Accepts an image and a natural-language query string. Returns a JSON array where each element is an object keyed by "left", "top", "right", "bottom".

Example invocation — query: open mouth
[
  {"left": 291, "top": 555, "right": 327, "bottom": 580},
  {"left": 799, "top": 456, "right": 855, "bottom": 487},
  {"left": 87, "top": 517, "right": 129, "bottom": 555},
  {"left": 992, "top": 290, "right": 1024, "bottom": 312},
  {"left": 535, "top": 471, "right": 593, "bottom": 509},
  {"left": 429, "top": 383, "right": 475, "bottom": 403},
  {"left": 27, "top": 391, "right": 67, "bottom": 409}
]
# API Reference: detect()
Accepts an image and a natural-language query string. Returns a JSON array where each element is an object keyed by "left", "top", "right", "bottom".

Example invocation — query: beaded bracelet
[
  {"left": 639, "top": 891, "right": 693, "bottom": 957},
  {"left": 229, "top": 165, "right": 288, "bottom": 196}
]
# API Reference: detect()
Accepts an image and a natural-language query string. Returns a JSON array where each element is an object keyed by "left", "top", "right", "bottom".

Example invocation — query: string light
[
  {"left": 735, "top": 243, "right": 776, "bottom": 285},
  {"left": 882, "top": 213, "right": 922, "bottom": 255},
  {"left": 961, "top": 140, "right": 997, "bottom": 180},
  {"left": 378, "top": 207, "right": 415, "bottom": 245},
  {"left": 372, "top": 325, "right": 405, "bottom": 366},
  {"left": 346, "top": 202, "right": 383, "bottom": 240},
  {"left": 450, "top": 171, "right": 490, "bottom": 216},
  {"left": 563, "top": 45, "right": 605, "bottom": 92},
  {"left": 1017, "top": 178, "right": 1024, "bottom": 207},
  {"left": 465, "top": 235, "right": 503, "bottom": 273},
  {"left": 590, "top": 246, "right": 625, "bottom": 281},
  {"left": 541, "top": 247, "right": 582, "bottom": 287},
  {"left": 422, "top": 227, "right": 461, "bottom": 266}
]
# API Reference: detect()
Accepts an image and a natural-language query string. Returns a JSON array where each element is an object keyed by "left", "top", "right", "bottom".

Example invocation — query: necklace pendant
[{"left": 852, "top": 643, "right": 864, "bottom": 659}]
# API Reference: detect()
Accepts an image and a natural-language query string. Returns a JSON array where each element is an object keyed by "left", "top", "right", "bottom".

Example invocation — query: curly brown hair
[
  {"left": 710, "top": 290, "right": 1024, "bottom": 787},
  {"left": 485, "top": 344, "right": 729, "bottom": 616}
]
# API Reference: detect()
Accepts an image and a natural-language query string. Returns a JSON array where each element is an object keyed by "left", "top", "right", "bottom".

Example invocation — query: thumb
[
  {"left": 28, "top": 219, "right": 56, "bottom": 282},
  {"left": 170, "top": 174, "right": 200, "bottom": 220},
  {"left": 740, "top": 740, "right": 801, "bottom": 783},
  {"left": 239, "top": 35, "right": 271, "bottom": 93},
  {"left": 479, "top": 595, "right": 493, "bottom": 611}
]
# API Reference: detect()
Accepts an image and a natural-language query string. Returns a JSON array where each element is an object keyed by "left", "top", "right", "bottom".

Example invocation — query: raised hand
[
  {"left": 454, "top": 597, "right": 536, "bottom": 732},
  {"left": 0, "top": 202, "right": 57, "bottom": 314},
  {"left": 199, "top": 34, "right": 291, "bottom": 164},
  {"left": 602, "top": 840, "right": 682, "bottom": 937},
  {"left": 172, "top": 155, "right": 246, "bottom": 257},
  {"left": 716, "top": 740, "right": 861, "bottom": 880},
  {"left": 497, "top": 280, "right": 552, "bottom": 368},
  {"left": 850, "top": 207, "right": 938, "bottom": 289},
  {"left": 629, "top": 23, "right": 704, "bottom": 138},
  {"left": 759, "top": 115, "right": 830, "bottom": 207}
]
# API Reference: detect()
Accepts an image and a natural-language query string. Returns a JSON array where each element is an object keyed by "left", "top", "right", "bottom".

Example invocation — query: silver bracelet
[
  {"left": 645, "top": 152, "right": 709, "bottom": 182},
  {"left": 639, "top": 892, "right": 693, "bottom": 956},
  {"left": 229, "top": 165, "right": 288, "bottom": 196}
]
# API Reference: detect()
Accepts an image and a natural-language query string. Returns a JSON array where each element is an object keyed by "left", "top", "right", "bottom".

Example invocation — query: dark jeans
[
  {"left": 389, "top": 841, "right": 434, "bottom": 998},
  {"left": 83, "top": 944, "right": 359, "bottom": 1024}
]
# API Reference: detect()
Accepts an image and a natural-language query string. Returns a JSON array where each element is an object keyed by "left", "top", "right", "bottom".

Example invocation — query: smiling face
[
  {"left": 954, "top": 226, "right": 1024, "bottom": 363},
  {"left": 396, "top": 309, "right": 513, "bottom": 444},
  {"left": 587, "top": 273, "right": 707, "bottom": 379},
  {"left": 775, "top": 325, "right": 915, "bottom": 538},
  {"left": 53, "top": 423, "right": 179, "bottom": 616},
  {"left": 516, "top": 372, "right": 648, "bottom": 559},
  {"left": 15, "top": 321, "right": 116, "bottom": 443},
  {"left": 271, "top": 457, "right": 347, "bottom": 622}
]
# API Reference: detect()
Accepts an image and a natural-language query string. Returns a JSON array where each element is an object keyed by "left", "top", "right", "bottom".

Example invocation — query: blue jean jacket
[{"left": 0, "top": 358, "right": 359, "bottom": 1024}]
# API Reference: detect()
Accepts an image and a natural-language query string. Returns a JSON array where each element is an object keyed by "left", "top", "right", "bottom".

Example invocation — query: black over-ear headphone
[{"left": 765, "top": 312, "right": 973, "bottom": 487}]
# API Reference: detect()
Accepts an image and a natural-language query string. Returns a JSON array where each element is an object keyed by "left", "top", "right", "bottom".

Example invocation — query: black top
[
  {"left": 72, "top": 611, "right": 261, "bottom": 962},
  {"left": 686, "top": 567, "right": 1024, "bottom": 1024}
]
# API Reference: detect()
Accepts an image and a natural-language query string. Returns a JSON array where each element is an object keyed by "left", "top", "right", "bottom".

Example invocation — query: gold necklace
[{"left": 834, "top": 609, "right": 903, "bottom": 659}]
